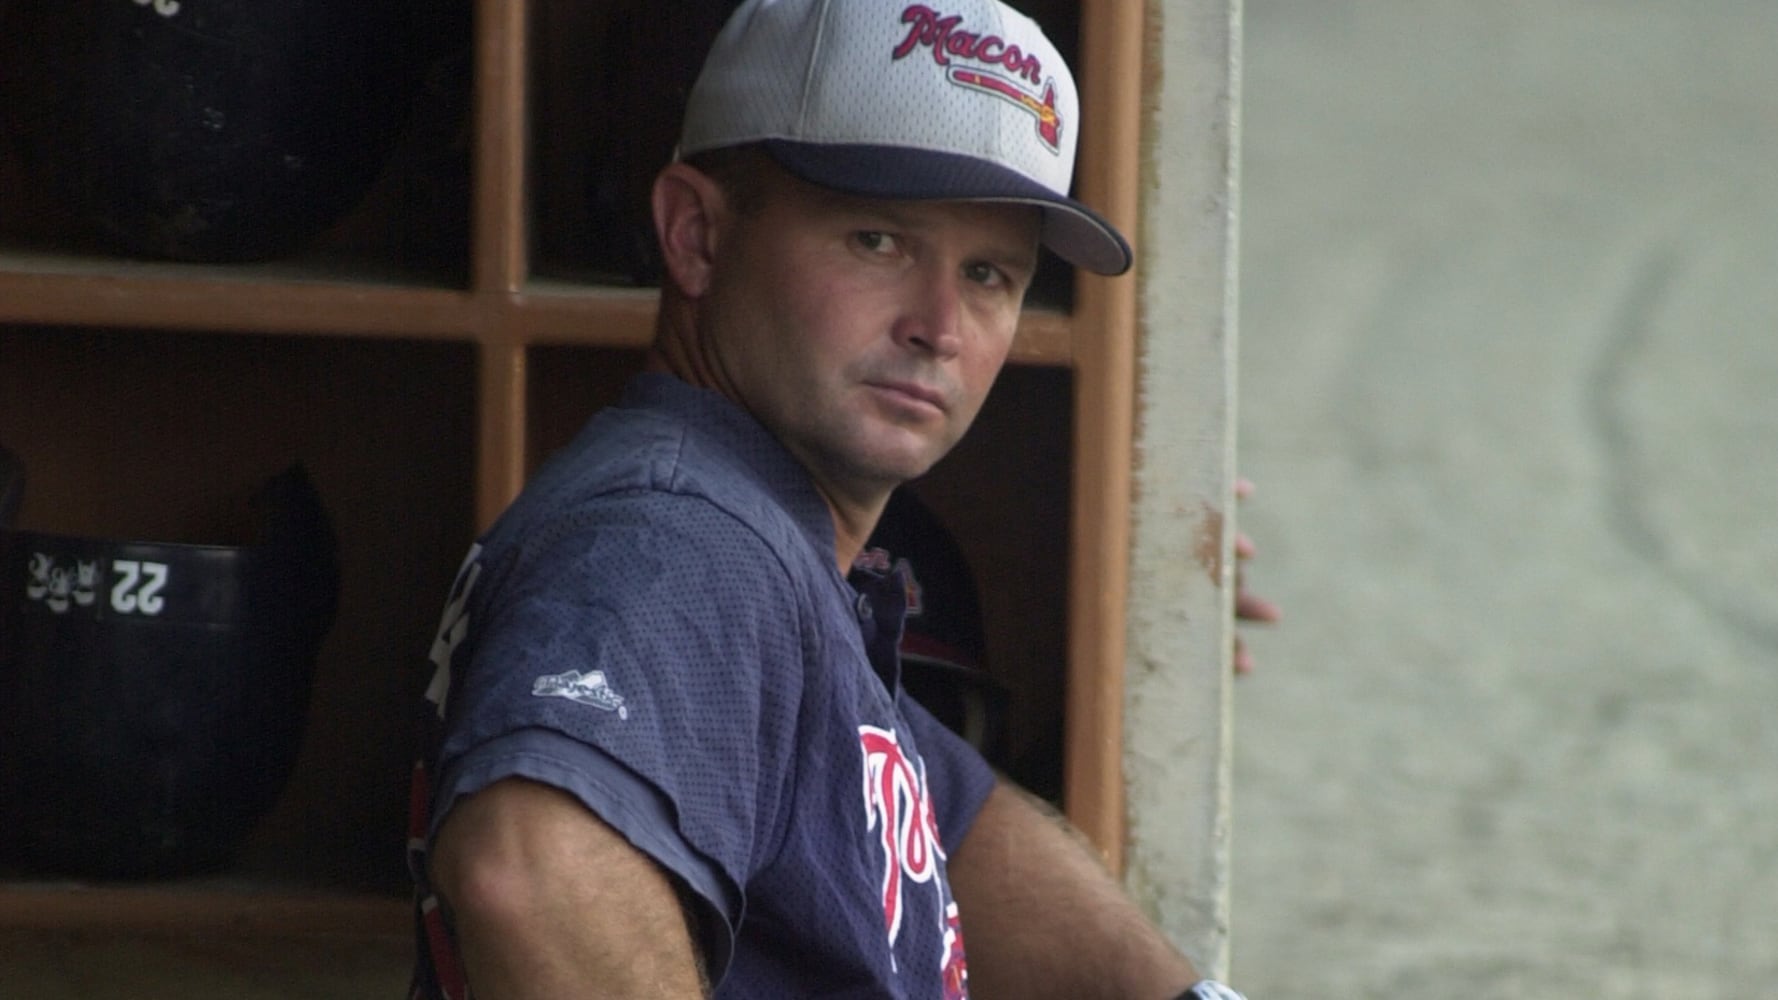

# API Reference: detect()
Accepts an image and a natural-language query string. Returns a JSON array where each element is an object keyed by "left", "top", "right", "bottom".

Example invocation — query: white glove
[{"left": 1181, "top": 982, "right": 1248, "bottom": 1000}]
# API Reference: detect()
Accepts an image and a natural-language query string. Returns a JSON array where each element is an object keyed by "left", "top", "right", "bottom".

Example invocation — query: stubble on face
[{"left": 695, "top": 170, "right": 1039, "bottom": 509}]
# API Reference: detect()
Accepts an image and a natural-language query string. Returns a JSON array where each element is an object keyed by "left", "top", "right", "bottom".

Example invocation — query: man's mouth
[{"left": 868, "top": 379, "right": 948, "bottom": 414}]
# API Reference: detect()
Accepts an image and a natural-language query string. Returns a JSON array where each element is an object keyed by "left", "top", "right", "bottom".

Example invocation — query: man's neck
[
  {"left": 824, "top": 491, "right": 888, "bottom": 576},
  {"left": 649, "top": 309, "right": 894, "bottom": 577}
]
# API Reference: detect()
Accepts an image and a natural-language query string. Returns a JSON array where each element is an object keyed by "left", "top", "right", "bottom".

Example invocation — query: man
[{"left": 410, "top": 2, "right": 1250, "bottom": 998}]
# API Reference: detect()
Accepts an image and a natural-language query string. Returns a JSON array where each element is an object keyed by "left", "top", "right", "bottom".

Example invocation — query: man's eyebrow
[
  {"left": 802, "top": 189, "right": 912, "bottom": 228},
  {"left": 975, "top": 216, "right": 1043, "bottom": 275},
  {"left": 969, "top": 242, "right": 1037, "bottom": 281},
  {"left": 806, "top": 189, "right": 1040, "bottom": 268}
]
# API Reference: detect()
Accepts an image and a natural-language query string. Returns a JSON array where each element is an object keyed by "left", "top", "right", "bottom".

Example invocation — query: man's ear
[{"left": 652, "top": 162, "right": 727, "bottom": 299}]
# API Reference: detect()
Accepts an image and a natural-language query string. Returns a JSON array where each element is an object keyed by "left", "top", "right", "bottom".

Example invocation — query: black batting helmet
[
  {"left": 0, "top": 0, "right": 426, "bottom": 261},
  {"left": 0, "top": 451, "right": 339, "bottom": 877},
  {"left": 853, "top": 488, "right": 1011, "bottom": 768}
]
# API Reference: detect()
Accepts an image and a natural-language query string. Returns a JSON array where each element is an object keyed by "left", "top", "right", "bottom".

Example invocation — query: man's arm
[
  {"left": 428, "top": 776, "right": 708, "bottom": 1000},
  {"left": 947, "top": 779, "right": 1202, "bottom": 1000}
]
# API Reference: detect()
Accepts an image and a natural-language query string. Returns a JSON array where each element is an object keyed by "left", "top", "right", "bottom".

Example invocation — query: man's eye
[
  {"left": 855, "top": 231, "right": 898, "bottom": 254},
  {"left": 964, "top": 262, "right": 1005, "bottom": 287}
]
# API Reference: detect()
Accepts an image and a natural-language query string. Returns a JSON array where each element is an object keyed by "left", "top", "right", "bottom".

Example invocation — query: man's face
[{"left": 699, "top": 173, "right": 1041, "bottom": 501}]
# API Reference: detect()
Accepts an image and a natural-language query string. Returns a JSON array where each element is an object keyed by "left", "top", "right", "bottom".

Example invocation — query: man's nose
[{"left": 894, "top": 267, "right": 964, "bottom": 358}]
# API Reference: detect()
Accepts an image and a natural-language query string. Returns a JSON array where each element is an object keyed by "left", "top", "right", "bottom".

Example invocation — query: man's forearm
[
  {"left": 431, "top": 777, "right": 708, "bottom": 999},
  {"left": 947, "top": 780, "right": 1201, "bottom": 1000}
]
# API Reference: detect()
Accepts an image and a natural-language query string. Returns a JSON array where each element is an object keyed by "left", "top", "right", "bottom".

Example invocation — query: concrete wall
[
  {"left": 1231, "top": 2, "right": 1778, "bottom": 995},
  {"left": 1125, "top": 0, "right": 1243, "bottom": 980}
]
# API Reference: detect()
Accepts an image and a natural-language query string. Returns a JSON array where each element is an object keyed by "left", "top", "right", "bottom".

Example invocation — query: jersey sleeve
[
  {"left": 430, "top": 491, "right": 807, "bottom": 967},
  {"left": 898, "top": 688, "right": 997, "bottom": 850},
  {"left": 430, "top": 725, "right": 740, "bottom": 978}
]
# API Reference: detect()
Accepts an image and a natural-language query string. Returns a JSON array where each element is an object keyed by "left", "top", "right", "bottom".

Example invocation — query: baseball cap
[
  {"left": 854, "top": 488, "right": 1010, "bottom": 765},
  {"left": 680, "top": 0, "right": 1132, "bottom": 276}
]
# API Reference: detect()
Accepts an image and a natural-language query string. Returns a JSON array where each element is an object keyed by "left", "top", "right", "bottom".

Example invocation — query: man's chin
[
  {"left": 836, "top": 442, "right": 945, "bottom": 490},
  {"left": 797, "top": 417, "right": 957, "bottom": 488}
]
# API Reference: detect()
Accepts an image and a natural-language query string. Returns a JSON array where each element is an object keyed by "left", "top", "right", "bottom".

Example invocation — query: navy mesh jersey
[{"left": 410, "top": 373, "right": 997, "bottom": 999}]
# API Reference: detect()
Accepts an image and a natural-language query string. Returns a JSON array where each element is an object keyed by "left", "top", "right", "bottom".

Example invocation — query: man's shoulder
[
  {"left": 477, "top": 385, "right": 819, "bottom": 587},
  {"left": 524, "top": 376, "right": 829, "bottom": 560},
  {"left": 538, "top": 377, "right": 782, "bottom": 508}
]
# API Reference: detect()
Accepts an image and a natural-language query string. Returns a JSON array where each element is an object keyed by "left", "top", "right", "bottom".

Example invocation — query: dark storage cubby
[{"left": 0, "top": 327, "right": 476, "bottom": 896}]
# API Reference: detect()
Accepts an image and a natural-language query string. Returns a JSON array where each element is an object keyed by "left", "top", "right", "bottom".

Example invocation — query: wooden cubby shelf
[
  {"left": 0, "top": 270, "right": 1073, "bottom": 361},
  {"left": 0, "top": 0, "right": 1139, "bottom": 937},
  {"left": 0, "top": 882, "right": 409, "bottom": 938}
]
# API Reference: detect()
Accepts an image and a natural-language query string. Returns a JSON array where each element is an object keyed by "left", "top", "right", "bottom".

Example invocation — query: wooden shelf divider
[
  {"left": 0, "top": 270, "right": 479, "bottom": 341},
  {"left": 0, "top": 883, "right": 407, "bottom": 939},
  {"left": 1063, "top": 0, "right": 1144, "bottom": 871}
]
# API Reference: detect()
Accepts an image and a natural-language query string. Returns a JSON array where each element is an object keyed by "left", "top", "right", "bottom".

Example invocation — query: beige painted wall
[{"left": 1125, "top": 0, "right": 1244, "bottom": 980}]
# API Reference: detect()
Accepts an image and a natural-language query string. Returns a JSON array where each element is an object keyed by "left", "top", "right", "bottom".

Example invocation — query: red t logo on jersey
[
  {"left": 860, "top": 725, "right": 939, "bottom": 943},
  {"left": 859, "top": 725, "right": 970, "bottom": 995}
]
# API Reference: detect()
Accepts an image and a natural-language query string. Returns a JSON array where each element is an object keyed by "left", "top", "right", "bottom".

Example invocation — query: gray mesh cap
[{"left": 680, "top": 0, "right": 1132, "bottom": 276}]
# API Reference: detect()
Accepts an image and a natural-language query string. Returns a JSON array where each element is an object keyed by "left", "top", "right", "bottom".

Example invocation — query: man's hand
[{"left": 1233, "top": 477, "right": 1282, "bottom": 674}]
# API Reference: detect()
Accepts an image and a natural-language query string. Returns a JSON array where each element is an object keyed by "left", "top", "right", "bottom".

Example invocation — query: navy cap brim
[{"left": 761, "top": 140, "right": 1133, "bottom": 276}]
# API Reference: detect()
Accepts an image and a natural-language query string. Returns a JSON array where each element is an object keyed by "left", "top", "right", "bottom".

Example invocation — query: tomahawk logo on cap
[
  {"left": 680, "top": 0, "right": 1132, "bottom": 276},
  {"left": 892, "top": 4, "right": 1064, "bottom": 152}
]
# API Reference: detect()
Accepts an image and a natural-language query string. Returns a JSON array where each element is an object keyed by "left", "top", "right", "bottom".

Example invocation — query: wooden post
[
  {"left": 472, "top": 0, "right": 530, "bottom": 297},
  {"left": 1065, "top": 0, "right": 1145, "bottom": 875}
]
